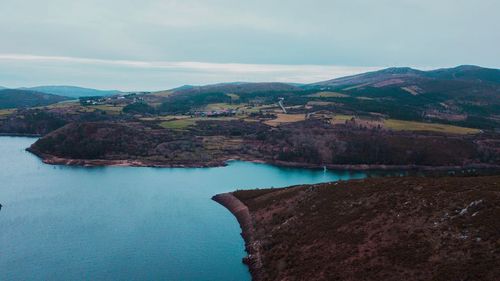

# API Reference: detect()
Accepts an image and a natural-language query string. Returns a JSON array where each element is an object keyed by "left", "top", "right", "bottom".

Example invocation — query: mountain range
[
  {"left": 19, "top": 86, "right": 121, "bottom": 98},
  {"left": 0, "top": 89, "right": 70, "bottom": 109},
  {"left": 1, "top": 65, "right": 499, "bottom": 124}
]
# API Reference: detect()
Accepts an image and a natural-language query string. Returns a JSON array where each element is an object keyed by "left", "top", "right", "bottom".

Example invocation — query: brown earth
[{"left": 219, "top": 176, "right": 500, "bottom": 281}]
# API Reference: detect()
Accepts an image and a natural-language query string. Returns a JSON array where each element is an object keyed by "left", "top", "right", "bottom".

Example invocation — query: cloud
[
  {"left": 0, "top": 0, "right": 498, "bottom": 89},
  {"left": 0, "top": 53, "right": 380, "bottom": 90}
]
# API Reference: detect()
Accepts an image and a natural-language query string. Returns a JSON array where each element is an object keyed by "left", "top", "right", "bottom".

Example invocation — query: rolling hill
[
  {"left": 23, "top": 86, "right": 121, "bottom": 98},
  {"left": 0, "top": 89, "right": 70, "bottom": 109},
  {"left": 311, "top": 65, "right": 500, "bottom": 90},
  {"left": 304, "top": 65, "right": 500, "bottom": 128},
  {"left": 170, "top": 82, "right": 302, "bottom": 95}
]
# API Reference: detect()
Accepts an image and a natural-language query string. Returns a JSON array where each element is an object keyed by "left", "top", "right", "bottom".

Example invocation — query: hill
[
  {"left": 427, "top": 65, "right": 500, "bottom": 83},
  {"left": 170, "top": 82, "right": 302, "bottom": 95},
  {"left": 23, "top": 86, "right": 121, "bottom": 98},
  {"left": 312, "top": 65, "right": 500, "bottom": 88},
  {"left": 217, "top": 175, "right": 500, "bottom": 281},
  {"left": 0, "top": 89, "right": 69, "bottom": 109},
  {"left": 302, "top": 65, "right": 500, "bottom": 129}
]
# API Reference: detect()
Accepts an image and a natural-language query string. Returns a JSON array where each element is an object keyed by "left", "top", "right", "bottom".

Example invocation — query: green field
[
  {"left": 0, "top": 109, "right": 14, "bottom": 119},
  {"left": 329, "top": 114, "right": 355, "bottom": 125},
  {"left": 160, "top": 116, "right": 240, "bottom": 129},
  {"left": 203, "top": 103, "right": 241, "bottom": 111},
  {"left": 226, "top": 93, "right": 240, "bottom": 100},
  {"left": 384, "top": 119, "right": 481, "bottom": 134},
  {"left": 89, "top": 105, "right": 124, "bottom": 114},
  {"left": 0, "top": 109, "right": 14, "bottom": 116},
  {"left": 308, "top": 91, "right": 349, "bottom": 98},
  {"left": 160, "top": 119, "right": 197, "bottom": 129}
]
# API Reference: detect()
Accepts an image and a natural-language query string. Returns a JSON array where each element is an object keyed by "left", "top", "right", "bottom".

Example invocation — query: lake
[{"left": 0, "top": 137, "right": 366, "bottom": 280}]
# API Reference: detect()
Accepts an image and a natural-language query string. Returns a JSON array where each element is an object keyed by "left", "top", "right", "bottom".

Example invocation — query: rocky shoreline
[
  {"left": 224, "top": 176, "right": 500, "bottom": 280},
  {"left": 25, "top": 147, "right": 500, "bottom": 173},
  {"left": 212, "top": 193, "right": 263, "bottom": 281},
  {"left": 0, "top": 133, "right": 42, "bottom": 137},
  {"left": 26, "top": 148, "right": 229, "bottom": 168}
]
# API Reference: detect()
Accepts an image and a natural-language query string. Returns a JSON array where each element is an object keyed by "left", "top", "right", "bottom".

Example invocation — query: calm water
[{"left": 0, "top": 137, "right": 366, "bottom": 280}]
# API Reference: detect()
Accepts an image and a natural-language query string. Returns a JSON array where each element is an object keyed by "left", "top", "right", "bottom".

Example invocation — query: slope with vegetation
[
  {"left": 218, "top": 175, "right": 500, "bottom": 281},
  {"left": 0, "top": 89, "right": 69, "bottom": 109},
  {"left": 24, "top": 85, "right": 121, "bottom": 98}
]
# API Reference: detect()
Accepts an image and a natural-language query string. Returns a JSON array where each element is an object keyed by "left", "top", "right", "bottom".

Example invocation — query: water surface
[{"left": 0, "top": 137, "right": 366, "bottom": 280}]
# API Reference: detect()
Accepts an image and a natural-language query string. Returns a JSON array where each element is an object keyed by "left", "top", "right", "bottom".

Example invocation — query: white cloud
[
  {"left": 0, "top": 53, "right": 380, "bottom": 90},
  {"left": 0, "top": 0, "right": 498, "bottom": 89}
]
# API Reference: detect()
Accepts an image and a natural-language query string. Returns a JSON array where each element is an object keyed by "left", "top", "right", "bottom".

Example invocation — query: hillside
[
  {"left": 24, "top": 86, "right": 121, "bottom": 98},
  {"left": 143, "top": 65, "right": 500, "bottom": 130},
  {"left": 28, "top": 118, "right": 500, "bottom": 168},
  {"left": 312, "top": 65, "right": 500, "bottom": 88},
  {"left": 218, "top": 176, "right": 500, "bottom": 281},
  {"left": 0, "top": 89, "right": 69, "bottom": 109},
  {"left": 305, "top": 66, "right": 500, "bottom": 130},
  {"left": 170, "top": 82, "right": 302, "bottom": 95}
]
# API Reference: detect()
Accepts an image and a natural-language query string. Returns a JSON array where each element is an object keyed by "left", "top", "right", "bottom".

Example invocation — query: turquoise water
[{"left": 0, "top": 137, "right": 366, "bottom": 280}]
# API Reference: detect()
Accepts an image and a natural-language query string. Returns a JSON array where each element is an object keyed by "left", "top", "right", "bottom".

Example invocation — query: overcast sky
[{"left": 1, "top": 0, "right": 499, "bottom": 91}]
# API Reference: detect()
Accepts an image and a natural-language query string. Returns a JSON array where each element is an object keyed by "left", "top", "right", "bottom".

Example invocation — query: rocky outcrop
[{"left": 212, "top": 193, "right": 264, "bottom": 281}]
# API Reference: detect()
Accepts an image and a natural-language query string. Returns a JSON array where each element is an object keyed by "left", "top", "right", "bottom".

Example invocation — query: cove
[{"left": 0, "top": 137, "right": 366, "bottom": 280}]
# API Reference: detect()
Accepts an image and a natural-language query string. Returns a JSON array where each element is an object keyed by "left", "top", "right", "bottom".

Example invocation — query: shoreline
[
  {"left": 0, "top": 133, "right": 41, "bottom": 137},
  {"left": 25, "top": 148, "right": 500, "bottom": 172},
  {"left": 212, "top": 193, "right": 263, "bottom": 281}
]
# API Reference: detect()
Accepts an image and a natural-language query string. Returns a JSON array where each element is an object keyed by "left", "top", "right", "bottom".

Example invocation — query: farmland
[{"left": 384, "top": 119, "right": 481, "bottom": 134}]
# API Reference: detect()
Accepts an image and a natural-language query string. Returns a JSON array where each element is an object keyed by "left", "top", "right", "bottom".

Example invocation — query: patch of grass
[
  {"left": 384, "top": 119, "right": 481, "bottom": 134},
  {"left": 308, "top": 91, "right": 349, "bottom": 98},
  {"left": 150, "top": 90, "right": 173, "bottom": 97},
  {"left": 307, "top": 101, "right": 336, "bottom": 106},
  {"left": 330, "top": 114, "right": 355, "bottom": 125},
  {"left": 0, "top": 109, "right": 14, "bottom": 116},
  {"left": 33, "top": 101, "right": 80, "bottom": 110},
  {"left": 139, "top": 115, "right": 188, "bottom": 122},
  {"left": 160, "top": 116, "right": 242, "bottom": 129},
  {"left": 264, "top": 114, "right": 306, "bottom": 127},
  {"left": 203, "top": 103, "right": 241, "bottom": 111},
  {"left": 243, "top": 104, "right": 279, "bottom": 113},
  {"left": 226, "top": 93, "right": 240, "bottom": 100},
  {"left": 90, "top": 105, "right": 124, "bottom": 114},
  {"left": 0, "top": 109, "right": 14, "bottom": 119},
  {"left": 160, "top": 119, "right": 197, "bottom": 129}
]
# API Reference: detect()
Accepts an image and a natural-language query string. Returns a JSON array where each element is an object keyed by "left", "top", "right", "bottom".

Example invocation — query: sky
[{"left": 0, "top": 0, "right": 499, "bottom": 91}]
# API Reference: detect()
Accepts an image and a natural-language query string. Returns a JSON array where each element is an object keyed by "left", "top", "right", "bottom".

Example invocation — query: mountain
[
  {"left": 0, "top": 89, "right": 70, "bottom": 109},
  {"left": 307, "top": 65, "right": 500, "bottom": 129},
  {"left": 427, "top": 65, "right": 500, "bottom": 83},
  {"left": 23, "top": 86, "right": 121, "bottom": 98},
  {"left": 312, "top": 65, "right": 500, "bottom": 89},
  {"left": 311, "top": 67, "right": 425, "bottom": 89}
]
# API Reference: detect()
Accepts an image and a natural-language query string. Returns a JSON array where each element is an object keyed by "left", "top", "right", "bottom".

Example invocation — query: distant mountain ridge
[
  {"left": 163, "top": 65, "right": 499, "bottom": 96},
  {"left": 0, "top": 89, "right": 69, "bottom": 109},
  {"left": 20, "top": 86, "right": 121, "bottom": 98},
  {"left": 313, "top": 65, "right": 500, "bottom": 88}
]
